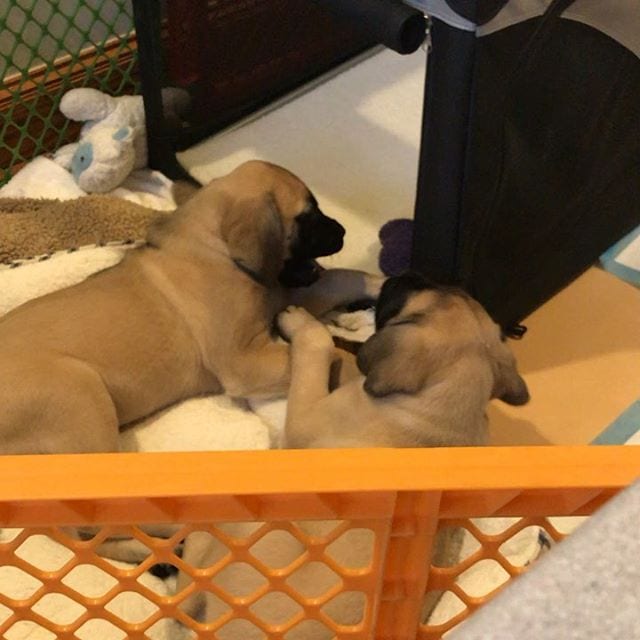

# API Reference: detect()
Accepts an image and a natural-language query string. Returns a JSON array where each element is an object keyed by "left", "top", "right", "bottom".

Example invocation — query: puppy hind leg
[
  {"left": 222, "top": 340, "right": 292, "bottom": 400},
  {"left": 38, "top": 359, "right": 121, "bottom": 454},
  {"left": 43, "top": 362, "right": 182, "bottom": 567}
]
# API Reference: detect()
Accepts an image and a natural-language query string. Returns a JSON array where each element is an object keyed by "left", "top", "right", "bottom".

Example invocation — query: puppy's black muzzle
[
  {"left": 279, "top": 206, "right": 346, "bottom": 288},
  {"left": 278, "top": 257, "right": 323, "bottom": 288},
  {"left": 292, "top": 208, "right": 345, "bottom": 259}
]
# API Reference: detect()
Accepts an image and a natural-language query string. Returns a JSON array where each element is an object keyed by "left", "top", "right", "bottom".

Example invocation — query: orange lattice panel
[{"left": 0, "top": 446, "right": 637, "bottom": 639}]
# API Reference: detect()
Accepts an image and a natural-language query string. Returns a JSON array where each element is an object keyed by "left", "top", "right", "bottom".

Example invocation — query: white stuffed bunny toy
[
  {"left": 69, "top": 124, "right": 137, "bottom": 193},
  {"left": 55, "top": 87, "right": 189, "bottom": 193}
]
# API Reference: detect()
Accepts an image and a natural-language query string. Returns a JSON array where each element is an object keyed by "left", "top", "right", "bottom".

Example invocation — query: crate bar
[
  {"left": 1, "top": 446, "right": 638, "bottom": 500},
  {"left": 0, "top": 447, "right": 637, "bottom": 499}
]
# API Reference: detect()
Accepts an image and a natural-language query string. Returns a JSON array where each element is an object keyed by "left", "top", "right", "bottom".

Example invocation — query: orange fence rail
[{"left": 0, "top": 446, "right": 638, "bottom": 639}]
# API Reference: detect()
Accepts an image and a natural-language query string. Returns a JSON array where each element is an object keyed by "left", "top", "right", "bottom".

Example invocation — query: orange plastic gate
[{"left": 0, "top": 446, "right": 638, "bottom": 639}]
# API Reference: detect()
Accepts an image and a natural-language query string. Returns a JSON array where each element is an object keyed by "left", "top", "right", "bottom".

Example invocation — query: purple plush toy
[{"left": 378, "top": 218, "right": 414, "bottom": 276}]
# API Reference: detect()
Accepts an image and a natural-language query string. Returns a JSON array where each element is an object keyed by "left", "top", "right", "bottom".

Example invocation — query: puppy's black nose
[
  {"left": 293, "top": 209, "right": 345, "bottom": 258},
  {"left": 316, "top": 217, "right": 345, "bottom": 256}
]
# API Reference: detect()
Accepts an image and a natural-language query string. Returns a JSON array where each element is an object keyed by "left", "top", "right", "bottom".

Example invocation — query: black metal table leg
[
  {"left": 410, "top": 17, "right": 476, "bottom": 284},
  {"left": 132, "top": 0, "right": 195, "bottom": 182}
]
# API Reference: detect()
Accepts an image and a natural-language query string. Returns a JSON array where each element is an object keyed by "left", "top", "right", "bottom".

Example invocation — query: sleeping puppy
[
  {"left": 178, "top": 272, "right": 528, "bottom": 635},
  {"left": 0, "top": 160, "right": 382, "bottom": 455},
  {"left": 280, "top": 271, "right": 529, "bottom": 449}
]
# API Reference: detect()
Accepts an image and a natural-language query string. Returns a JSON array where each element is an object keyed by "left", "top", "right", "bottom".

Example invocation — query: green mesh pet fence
[{"left": 0, "top": 0, "right": 138, "bottom": 185}]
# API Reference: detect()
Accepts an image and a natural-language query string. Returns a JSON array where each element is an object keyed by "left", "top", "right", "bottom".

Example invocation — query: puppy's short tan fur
[
  {"left": 180, "top": 275, "right": 529, "bottom": 634},
  {"left": 281, "top": 280, "right": 529, "bottom": 450},
  {"left": 0, "top": 161, "right": 379, "bottom": 455}
]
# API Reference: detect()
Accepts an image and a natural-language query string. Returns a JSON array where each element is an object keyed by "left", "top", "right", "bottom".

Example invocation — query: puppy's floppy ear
[
  {"left": 490, "top": 345, "right": 530, "bottom": 406},
  {"left": 221, "top": 194, "right": 284, "bottom": 285},
  {"left": 464, "top": 297, "right": 530, "bottom": 406},
  {"left": 357, "top": 329, "right": 429, "bottom": 398}
]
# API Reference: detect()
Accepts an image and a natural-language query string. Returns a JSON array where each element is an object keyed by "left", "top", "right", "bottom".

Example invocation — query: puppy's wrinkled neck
[{"left": 146, "top": 191, "right": 229, "bottom": 260}]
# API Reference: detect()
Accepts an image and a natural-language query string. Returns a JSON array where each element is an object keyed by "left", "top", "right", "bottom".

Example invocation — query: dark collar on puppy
[{"left": 233, "top": 258, "right": 268, "bottom": 287}]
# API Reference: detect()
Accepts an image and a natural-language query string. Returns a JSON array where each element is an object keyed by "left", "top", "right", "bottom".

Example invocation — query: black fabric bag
[{"left": 411, "top": 0, "right": 640, "bottom": 327}]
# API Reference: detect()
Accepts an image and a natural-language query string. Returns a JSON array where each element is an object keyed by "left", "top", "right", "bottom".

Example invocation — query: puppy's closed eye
[{"left": 387, "top": 312, "right": 426, "bottom": 327}]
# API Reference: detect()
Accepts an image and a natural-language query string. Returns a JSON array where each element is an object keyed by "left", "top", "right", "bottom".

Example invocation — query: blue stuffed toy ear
[
  {"left": 71, "top": 141, "right": 93, "bottom": 181},
  {"left": 112, "top": 126, "right": 131, "bottom": 141}
]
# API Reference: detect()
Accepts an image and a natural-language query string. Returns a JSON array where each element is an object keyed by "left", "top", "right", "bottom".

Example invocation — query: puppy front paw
[
  {"left": 277, "top": 305, "right": 315, "bottom": 338},
  {"left": 278, "top": 306, "right": 333, "bottom": 350}
]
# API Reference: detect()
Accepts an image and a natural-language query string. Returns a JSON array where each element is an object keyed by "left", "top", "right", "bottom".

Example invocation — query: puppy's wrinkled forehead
[
  {"left": 221, "top": 160, "right": 312, "bottom": 218},
  {"left": 375, "top": 272, "right": 446, "bottom": 329},
  {"left": 376, "top": 272, "right": 502, "bottom": 347}
]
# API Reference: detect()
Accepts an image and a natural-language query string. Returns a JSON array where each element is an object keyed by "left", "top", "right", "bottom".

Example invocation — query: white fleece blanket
[{"left": 0, "top": 156, "right": 176, "bottom": 211}]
